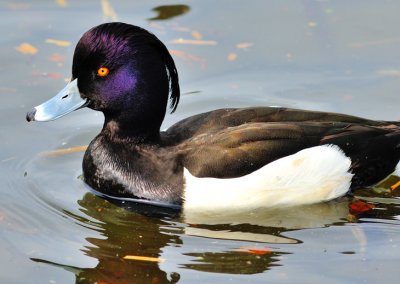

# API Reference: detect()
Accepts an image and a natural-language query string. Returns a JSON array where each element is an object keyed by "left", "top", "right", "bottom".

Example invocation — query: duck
[{"left": 26, "top": 22, "right": 400, "bottom": 212}]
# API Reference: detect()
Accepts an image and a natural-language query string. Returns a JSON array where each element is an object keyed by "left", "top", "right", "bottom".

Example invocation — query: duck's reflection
[
  {"left": 148, "top": 5, "right": 190, "bottom": 21},
  {"left": 33, "top": 193, "right": 182, "bottom": 283},
  {"left": 183, "top": 199, "right": 350, "bottom": 243},
  {"left": 32, "top": 193, "right": 352, "bottom": 281}
]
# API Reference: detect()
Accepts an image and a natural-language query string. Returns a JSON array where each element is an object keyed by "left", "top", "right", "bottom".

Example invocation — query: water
[{"left": 1, "top": 0, "right": 400, "bottom": 283}]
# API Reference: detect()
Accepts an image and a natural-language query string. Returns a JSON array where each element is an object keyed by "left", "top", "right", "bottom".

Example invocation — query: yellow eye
[{"left": 97, "top": 67, "right": 109, "bottom": 77}]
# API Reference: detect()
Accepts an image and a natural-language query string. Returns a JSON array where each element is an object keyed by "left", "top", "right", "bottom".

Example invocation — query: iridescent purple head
[{"left": 71, "top": 22, "right": 180, "bottom": 139}]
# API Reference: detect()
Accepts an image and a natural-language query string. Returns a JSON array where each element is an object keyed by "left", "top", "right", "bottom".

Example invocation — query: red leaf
[
  {"left": 349, "top": 200, "right": 375, "bottom": 214},
  {"left": 239, "top": 246, "right": 273, "bottom": 255}
]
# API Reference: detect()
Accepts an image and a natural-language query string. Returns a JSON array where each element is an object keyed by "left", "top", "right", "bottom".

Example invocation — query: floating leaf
[
  {"left": 238, "top": 246, "right": 273, "bottom": 255},
  {"left": 48, "top": 53, "right": 65, "bottom": 62},
  {"left": 191, "top": 31, "right": 202, "bottom": 40},
  {"left": 236, "top": 42, "right": 253, "bottom": 49},
  {"left": 171, "top": 39, "right": 217, "bottom": 45},
  {"left": 376, "top": 68, "right": 400, "bottom": 78},
  {"left": 349, "top": 200, "right": 375, "bottom": 214},
  {"left": 55, "top": 0, "right": 67, "bottom": 7},
  {"left": 48, "top": 73, "right": 62, "bottom": 80},
  {"left": 308, "top": 21, "right": 318, "bottom": 28},
  {"left": 372, "top": 174, "right": 400, "bottom": 194},
  {"left": 390, "top": 181, "right": 400, "bottom": 191},
  {"left": 101, "top": 0, "right": 118, "bottom": 21},
  {"left": 148, "top": 4, "right": 190, "bottom": 21},
  {"left": 169, "top": 49, "right": 206, "bottom": 68},
  {"left": 16, "top": 43, "right": 38, "bottom": 55},
  {"left": 46, "top": 38, "right": 71, "bottom": 47},
  {"left": 123, "top": 255, "right": 164, "bottom": 262},
  {"left": 42, "top": 145, "right": 88, "bottom": 157},
  {"left": 227, "top": 52, "right": 237, "bottom": 61}
]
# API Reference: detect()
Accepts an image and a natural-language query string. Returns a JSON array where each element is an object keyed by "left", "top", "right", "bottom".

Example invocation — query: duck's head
[{"left": 27, "top": 22, "right": 180, "bottom": 141}]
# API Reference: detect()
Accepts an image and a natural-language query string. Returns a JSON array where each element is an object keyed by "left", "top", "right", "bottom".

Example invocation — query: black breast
[{"left": 83, "top": 134, "right": 184, "bottom": 204}]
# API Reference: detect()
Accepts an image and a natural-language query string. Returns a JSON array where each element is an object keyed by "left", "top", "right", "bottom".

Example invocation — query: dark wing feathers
[
  {"left": 164, "top": 107, "right": 400, "bottom": 187},
  {"left": 179, "top": 123, "right": 315, "bottom": 178},
  {"left": 165, "top": 107, "right": 385, "bottom": 141}
]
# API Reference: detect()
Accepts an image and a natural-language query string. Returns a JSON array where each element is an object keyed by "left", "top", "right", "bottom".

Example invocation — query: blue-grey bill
[{"left": 26, "top": 79, "right": 88, "bottom": 122}]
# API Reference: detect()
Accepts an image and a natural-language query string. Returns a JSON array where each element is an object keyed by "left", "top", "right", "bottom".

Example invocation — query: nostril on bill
[{"left": 26, "top": 109, "right": 36, "bottom": 122}]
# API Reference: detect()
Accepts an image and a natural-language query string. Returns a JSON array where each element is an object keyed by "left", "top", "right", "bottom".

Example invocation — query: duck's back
[{"left": 165, "top": 107, "right": 400, "bottom": 188}]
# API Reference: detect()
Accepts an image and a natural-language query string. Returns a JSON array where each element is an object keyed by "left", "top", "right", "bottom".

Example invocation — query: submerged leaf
[
  {"left": 227, "top": 52, "right": 237, "bottom": 61},
  {"left": 238, "top": 246, "right": 273, "bottom": 255},
  {"left": 349, "top": 200, "right": 375, "bottom": 214},
  {"left": 236, "top": 42, "right": 253, "bottom": 49},
  {"left": 55, "top": 0, "right": 67, "bottom": 7},
  {"left": 101, "top": 0, "right": 118, "bottom": 22},
  {"left": 16, "top": 43, "right": 38, "bottom": 55},
  {"left": 148, "top": 4, "right": 190, "bottom": 21},
  {"left": 390, "top": 181, "right": 400, "bottom": 191},
  {"left": 191, "top": 31, "right": 202, "bottom": 40},
  {"left": 46, "top": 38, "right": 71, "bottom": 47},
  {"left": 48, "top": 53, "right": 65, "bottom": 62},
  {"left": 123, "top": 255, "right": 164, "bottom": 262},
  {"left": 42, "top": 145, "right": 88, "bottom": 157},
  {"left": 171, "top": 39, "right": 217, "bottom": 45},
  {"left": 169, "top": 49, "right": 206, "bottom": 68}
]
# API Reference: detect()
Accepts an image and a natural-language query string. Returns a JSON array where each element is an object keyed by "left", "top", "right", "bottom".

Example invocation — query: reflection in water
[
  {"left": 183, "top": 250, "right": 288, "bottom": 275},
  {"left": 33, "top": 193, "right": 182, "bottom": 283},
  {"left": 148, "top": 5, "right": 190, "bottom": 21},
  {"left": 26, "top": 148, "right": 400, "bottom": 280},
  {"left": 30, "top": 191, "right": 358, "bottom": 281},
  {"left": 184, "top": 200, "right": 351, "bottom": 244}
]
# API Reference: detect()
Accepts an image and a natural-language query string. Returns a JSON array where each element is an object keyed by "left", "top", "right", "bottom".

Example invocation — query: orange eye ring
[{"left": 97, "top": 67, "right": 109, "bottom": 77}]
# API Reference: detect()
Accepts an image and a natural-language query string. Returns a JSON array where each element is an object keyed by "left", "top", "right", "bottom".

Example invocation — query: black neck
[{"left": 102, "top": 116, "right": 161, "bottom": 144}]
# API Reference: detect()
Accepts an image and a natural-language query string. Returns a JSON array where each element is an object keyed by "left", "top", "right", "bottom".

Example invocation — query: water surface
[{"left": 1, "top": 1, "right": 400, "bottom": 283}]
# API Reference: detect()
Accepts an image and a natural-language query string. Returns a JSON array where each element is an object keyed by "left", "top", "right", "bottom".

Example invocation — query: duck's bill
[{"left": 26, "top": 79, "right": 88, "bottom": 122}]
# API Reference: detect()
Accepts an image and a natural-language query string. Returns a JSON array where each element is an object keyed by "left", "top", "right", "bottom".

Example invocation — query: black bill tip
[{"left": 26, "top": 109, "right": 36, "bottom": 122}]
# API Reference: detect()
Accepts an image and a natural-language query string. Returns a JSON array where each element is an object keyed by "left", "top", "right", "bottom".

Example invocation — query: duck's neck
[{"left": 102, "top": 117, "right": 161, "bottom": 144}]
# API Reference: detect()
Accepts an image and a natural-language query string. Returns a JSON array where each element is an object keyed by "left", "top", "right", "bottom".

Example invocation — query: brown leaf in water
[
  {"left": 390, "top": 181, "right": 400, "bottom": 191},
  {"left": 308, "top": 21, "right": 318, "bottom": 28},
  {"left": 236, "top": 42, "right": 253, "bottom": 49},
  {"left": 171, "top": 38, "right": 217, "bottom": 45},
  {"left": 123, "top": 255, "right": 164, "bottom": 262},
  {"left": 191, "top": 31, "right": 202, "bottom": 40},
  {"left": 169, "top": 49, "right": 206, "bottom": 69},
  {"left": 376, "top": 68, "right": 400, "bottom": 78},
  {"left": 32, "top": 71, "right": 63, "bottom": 80},
  {"left": 43, "top": 145, "right": 88, "bottom": 157},
  {"left": 149, "top": 4, "right": 190, "bottom": 21},
  {"left": 48, "top": 53, "right": 65, "bottom": 62},
  {"left": 48, "top": 73, "right": 62, "bottom": 80},
  {"left": 349, "top": 200, "right": 375, "bottom": 214},
  {"left": 227, "top": 52, "right": 237, "bottom": 61},
  {"left": 55, "top": 0, "right": 67, "bottom": 7},
  {"left": 46, "top": 38, "right": 71, "bottom": 47},
  {"left": 16, "top": 43, "right": 38, "bottom": 55},
  {"left": 101, "top": 0, "right": 118, "bottom": 22},
  {"left": 238, "top": 246, "right": 273, "bottom": 255}
]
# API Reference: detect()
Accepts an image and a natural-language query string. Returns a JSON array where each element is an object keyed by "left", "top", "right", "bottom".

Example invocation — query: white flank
[
  {"left": 183, "top": 145, "right": 353, "bottom": 213},
  {"left": 394, "top": 161, "right": 400, "bottom": 176}
]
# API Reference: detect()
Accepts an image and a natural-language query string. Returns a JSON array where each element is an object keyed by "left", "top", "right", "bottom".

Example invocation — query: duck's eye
[{"left": 97, "top": 67, "right": 109, "bottom": 77}]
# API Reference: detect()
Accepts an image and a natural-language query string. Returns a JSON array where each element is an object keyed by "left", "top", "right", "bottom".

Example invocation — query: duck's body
[
  {"left": 83, "top": 106, "right": 400, "bottom": 206},
  {"left": 27, "top": 22, "right": 400, "bottom": 210}
]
